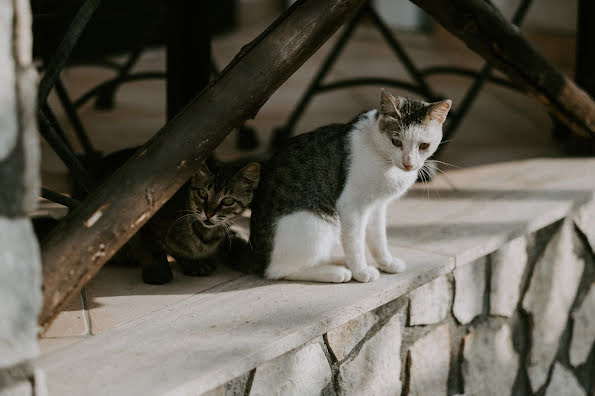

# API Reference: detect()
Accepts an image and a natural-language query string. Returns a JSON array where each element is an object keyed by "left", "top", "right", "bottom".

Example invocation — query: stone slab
[
  {"left": 489, "top": 236, "right": 528, "bottom": 317},
  {"left": 522, "top": 219, "right": 585, "bottom": 392},
  {"left": 569, "top": 283, "right": 595, "bottom": 367},
  {"left": 0, "top": 380, "right": 31, "bottom": 396},
  {"left": 0, "top": 218, "right": 41, "bottom": 367},
  {"left": 408, "top": 275, "right": 451, "bottom": 326},
  {"left": 250, "top": 342, "right": 331, "bottom": 396},
  {"left": 545, "top": 363, "right": 586, "bottom": 396},
  {"left": 387, "top": 159, "right": 595, "bottom": 266},
  {"left": 453, "top": 257, "right": 486, "bottom": 325},
  {"left": 38, "top": 337, "right": 87, "bottom": 356},
  {"left": 338, "top": 312, "right": 402, "bottom": 396},
  {"left": 326, "top": 311, "right": 377, "bottom": 361},
  {"left": 36, "top": 247, "right": 452, "bottom": 396},
  {"left": 462, "top": 322, "right": 518, "bottom": 396},
  {"left": 407, "top": 324, "right": 450, "bottom": 396},
  {"left": 41, "top": 291, "right": 88, "bottom": 338},
  {"left": 86, "top": 265, "right": 244, "bottom": 334}
]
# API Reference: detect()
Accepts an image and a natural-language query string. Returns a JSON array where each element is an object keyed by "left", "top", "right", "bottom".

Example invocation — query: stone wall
[
  {"left": 204, "top": 218, "right": 594, "bottom": 396},
  {"left": 0, "top": 0, "right": 43, "bottom": 395}
]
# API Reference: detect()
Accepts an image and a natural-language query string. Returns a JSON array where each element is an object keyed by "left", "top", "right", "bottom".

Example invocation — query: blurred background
[{"left": 37, "top": 0, "right": 581, "bottom": 196}]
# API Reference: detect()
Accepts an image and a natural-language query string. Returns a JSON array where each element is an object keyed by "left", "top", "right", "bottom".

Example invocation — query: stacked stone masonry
[
  {"left": 0, "top": 0, "right": 42, "bottom": 395},
  {"left": 204, "top": 216, "right": 594, "bottom": 396}
]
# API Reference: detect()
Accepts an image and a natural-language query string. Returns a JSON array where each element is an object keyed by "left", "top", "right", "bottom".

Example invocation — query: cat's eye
[
  {"left": 391, "top": 138, "right": 402, "bottom": 148},
  {"left": 419, "top": 143, "right": 430, "bottom": 150},
  {"left": 196, "top": 188, "right": 208, "bottom": 199},
  {"left": 221, "top": 197, "right": 235, "bottom": 206}
]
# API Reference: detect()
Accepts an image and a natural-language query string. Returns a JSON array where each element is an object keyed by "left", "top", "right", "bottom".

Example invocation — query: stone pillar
[{"left": 0, "top": 0, "right": 42, "bottom": 394}]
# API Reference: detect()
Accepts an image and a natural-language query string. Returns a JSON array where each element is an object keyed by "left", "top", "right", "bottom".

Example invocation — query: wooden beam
[
  {"left": 410, "top": 0, "right": 595, "bottom": 138},
  {"left": 39, "top": 0, "right": 366, "bottom": 330}
]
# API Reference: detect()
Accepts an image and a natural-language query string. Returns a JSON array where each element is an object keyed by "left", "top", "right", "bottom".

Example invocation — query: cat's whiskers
[
  {"left": 420, "top": 163, "right": 442, "bottom": 199},
  {"left": 426, "top": 159, "right": 460, "bottom": 168},
  {"left": 419, "top": 165, "right": 435, "bottom": 199},
  {"left": 166, "top": 212, "right": 200, "bottom": 238},
  {"left": 425, "top": 161, "right": 458, "bottom": 190},
  {"left": 221, "top": 223, "right": 233, "bottom": 246},
  {"left": 417, "top": 166, "right": 430, "bottom": 199}
]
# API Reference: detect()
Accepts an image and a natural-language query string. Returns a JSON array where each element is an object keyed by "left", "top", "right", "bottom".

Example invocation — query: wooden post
[
  {"left": 166, "top": 0, "right": 211, "bottom": 120},
  {"left": 409, "top": 0, "right": 595, "bottom": 138},
  {"left": 39, "top": 0, "right": 367, "bottom": 330}
]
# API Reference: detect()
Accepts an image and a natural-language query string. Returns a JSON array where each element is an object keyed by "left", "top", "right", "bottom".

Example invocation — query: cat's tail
[{"left": 227, "top": 238, "right": 266, "bottom": 276}]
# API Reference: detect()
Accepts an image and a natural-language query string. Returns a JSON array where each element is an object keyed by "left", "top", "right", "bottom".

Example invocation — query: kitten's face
[
  {"left": 188, "top": 162, "right": 260, "bottom": 228},
  {"left": 377, "top": 89, "right": 451, "bottom": 172}
]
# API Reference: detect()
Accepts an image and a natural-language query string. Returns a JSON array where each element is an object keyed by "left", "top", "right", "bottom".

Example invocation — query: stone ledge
[
  {"left": 35, "top": 158, "right": 595, "bottom": 395},
  {"left": 37, "top": 250, "right": 453, "bottom": 396}
]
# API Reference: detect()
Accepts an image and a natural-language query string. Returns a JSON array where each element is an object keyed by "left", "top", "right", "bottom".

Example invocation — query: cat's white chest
[{"left": 383, "top": 167, "right": 417, "bottom": 196}]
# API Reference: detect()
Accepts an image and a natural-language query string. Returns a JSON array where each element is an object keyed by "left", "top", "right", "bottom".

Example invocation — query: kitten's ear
[
  {"left": 380, "top": 88, "right": 405, "bottom": 117},
  {"left": 426, "top": 99, "right": 452, "bottom": 124},
  {"left": 192, "top": 162, "right": 210, "bottom": 184},
  {"left": 236, "top": 162, "right": 260, "bottom": 190}
]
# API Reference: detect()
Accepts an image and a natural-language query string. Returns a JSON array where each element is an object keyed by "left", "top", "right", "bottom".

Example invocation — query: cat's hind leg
[{"left": 266, "top": 211, "right": 350, "bottom": 283}]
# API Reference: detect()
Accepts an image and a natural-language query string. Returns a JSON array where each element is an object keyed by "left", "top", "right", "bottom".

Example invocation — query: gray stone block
[
  {"left": 0, "top": 381, "right": 31, "bottom": 396},
  {"left": 569, "top": 283, "right": 595, "bottom": 367},
  {"left": 574, "top": 200, "right": 595, "bottom": 254},
  {"left": 489, "top": 236, "right": 528, "bottom": 317},
  {"left": 544, "top": 363, "right": 586, "bottom": 396},
  {"left": 522, "top": 219, "right": 585, "bottom": 391},
  {"left": 462, "top": 322, "right": 518, "bottom": 396},
  {"left": 408, "top": 275, "right": 451, "bottom": 326},
  {"left": 338, "top": 313, "right": 402, "bottom": 395},
  {"left": 326, "top": 311, "right": 378, "bottom": 361},
  {"left": 407, "top": 324, "right": 450, "bottom": 396},
  {"left": 453, "top": 258, "right": 486, "bottom": 325},
  {"left": 250, "top": 342, "right": 331, "bottom": 396},
  {"left": 0, "top": 218, "right": 41, "bottom": 367}
]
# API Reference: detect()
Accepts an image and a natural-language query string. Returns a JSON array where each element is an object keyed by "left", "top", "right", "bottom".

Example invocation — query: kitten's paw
[
  {"left": 377, "top": 257, "right": 407, "bottom": 273},
  {"left": 352, "top": 266, "right": 380, "bottom": 283},
  {"left": 328, "top": 267, "right": 352, "bottom": 283}
]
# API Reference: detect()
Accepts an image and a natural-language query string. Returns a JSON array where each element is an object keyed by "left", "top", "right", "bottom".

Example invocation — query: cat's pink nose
[{"left": 403, "top": 164, "right": 413, "bottom": 171}]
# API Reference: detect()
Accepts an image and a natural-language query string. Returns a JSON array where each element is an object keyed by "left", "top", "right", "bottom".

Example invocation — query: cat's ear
[
  {"left": 426, "top": 99, "right": 452, "bottom": 124},
  {"left": 192, "top": 162, "right": 210, "bottom": 184},
  {"left": 380, "top": 88, "right": 405, "bottom": 117},
  {"left": 236, "top": 162, "right": 260, "bottom": 190}
]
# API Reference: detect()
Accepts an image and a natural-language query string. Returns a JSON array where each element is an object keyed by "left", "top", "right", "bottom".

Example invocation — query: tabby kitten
[
  {"left": 132, "top": 160, "right": 260, "bottom": 284},
  {"left": 249, "top": 89, "right": 451, "bottom": 283}
]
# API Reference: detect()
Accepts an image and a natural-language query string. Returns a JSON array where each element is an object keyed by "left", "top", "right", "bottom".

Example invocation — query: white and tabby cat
[{"left": 249, "top": 89, "right": 451, "bottom": 283}]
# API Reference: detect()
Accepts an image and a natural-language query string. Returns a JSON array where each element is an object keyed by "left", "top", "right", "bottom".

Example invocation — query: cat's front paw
[
  {"left": 377, "top": 256, "right": 407, "bottom": 273},
  {"left": 352, "top": 266, "right": 380, "bottom": 283},
  {"left": 328, "top": 267, "right": 353, "bottom": 283}
]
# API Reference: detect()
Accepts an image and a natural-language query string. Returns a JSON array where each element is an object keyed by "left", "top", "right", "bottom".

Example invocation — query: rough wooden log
[
  {"left": 410, "top": 0, "right": 595, "bottom": 138},
  {"left": 39, "top": 0, "right": 366, "bottom": 330}
]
